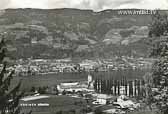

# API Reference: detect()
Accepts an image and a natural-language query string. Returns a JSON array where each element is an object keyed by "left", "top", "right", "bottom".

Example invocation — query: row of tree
[{"left": 93, "top": 77, "right": 145, "bottom": 97}]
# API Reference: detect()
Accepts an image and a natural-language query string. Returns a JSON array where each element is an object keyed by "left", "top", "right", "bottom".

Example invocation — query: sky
[{"left": 0, "top": 0, "right": 168, "bottom": 11}]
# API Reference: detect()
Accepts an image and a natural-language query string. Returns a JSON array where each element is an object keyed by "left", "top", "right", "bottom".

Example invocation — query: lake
[{"left": 12, "top": 69, "right": 150, "bottom": 90}]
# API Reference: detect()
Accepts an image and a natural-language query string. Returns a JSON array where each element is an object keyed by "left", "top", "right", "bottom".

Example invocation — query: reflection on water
[
  {"left": 91, "top": 69, "right": 150, "bottom": 80},
  {"left": 13, "top": 68, "right": 150, "bottom": 90}
]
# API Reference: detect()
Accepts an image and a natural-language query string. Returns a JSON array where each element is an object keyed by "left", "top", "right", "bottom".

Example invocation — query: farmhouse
[{"left": 93, "top": 94, "right": 115, "bottom": 105}]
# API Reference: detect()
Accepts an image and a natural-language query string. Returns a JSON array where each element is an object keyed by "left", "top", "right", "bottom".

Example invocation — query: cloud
[
  {"left": 47, "top": 0, "right": 168, "bottom": 11},
  {"left": 117, "top": 0, "right": 168, "bottom": 9},
  {"left": 9, "top": 0, "right": 48, "bottom": 9},
  {"left": 0, "top": 0, "right": 11, "bottom": 9},
  {"left": 0, "top": 0, "right": 168, "bottom": 11},
  {"left": 47, "top": 0, "right": 142, "bottom": 11}
]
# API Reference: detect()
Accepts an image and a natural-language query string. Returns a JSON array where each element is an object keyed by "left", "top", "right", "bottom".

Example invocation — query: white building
[
  {"left": 93, "top": 94, "right": 114, "bottom": 105},
  {"left": 57, "top": 75, "right": 95, "bottom": 93}
]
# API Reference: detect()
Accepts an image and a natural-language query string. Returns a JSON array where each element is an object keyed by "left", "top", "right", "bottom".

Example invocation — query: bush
[
  {"left": 30, "top": 86, "right": 36, "bottom": 92},
  {"left": 94, "top": 108, "right": 103, "bottom": 114},
  {"left": 38, "top": 86, "right": 47, "bottom": 94}
]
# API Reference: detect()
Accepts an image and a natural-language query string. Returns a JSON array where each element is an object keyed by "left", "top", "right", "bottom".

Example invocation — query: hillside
[{"left": 0, "top": 8, "right": 167, "bottom": 59}]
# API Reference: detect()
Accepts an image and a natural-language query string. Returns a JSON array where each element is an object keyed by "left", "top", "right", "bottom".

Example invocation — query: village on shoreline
[{"left": 14, "top": 56, "right": 153, "bottom": 76}]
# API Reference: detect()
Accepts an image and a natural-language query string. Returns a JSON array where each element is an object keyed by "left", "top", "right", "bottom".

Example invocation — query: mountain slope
[{"left": 0, "top": 8, "right": 167, "bottom": 59}]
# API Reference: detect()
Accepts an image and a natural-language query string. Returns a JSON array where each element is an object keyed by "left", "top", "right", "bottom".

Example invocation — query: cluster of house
[
  {"left": 92, "top": 94, "right": 140, "bottom": 109},
  {"left": 14, "top": 57, "right": 152, "bottom": 76},
  {"left": 14, "top": 59, "right": 78, "bottom": 76},
  {"left": 100, "top": 94, "right": 141, "bottom": 114},
  {"left": 14, "top": 59, "right": 99, "bottom": 76}
]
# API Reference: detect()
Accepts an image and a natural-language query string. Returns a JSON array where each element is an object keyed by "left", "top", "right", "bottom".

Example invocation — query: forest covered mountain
[{"left": 0, "top": 8, "right": 167, "bottom": 59}]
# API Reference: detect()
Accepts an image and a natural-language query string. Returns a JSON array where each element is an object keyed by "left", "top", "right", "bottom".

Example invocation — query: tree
[
  {"left": 62, "top": 90, "right": 66, "bottom": 95},
  {"left": 30, "top": 86, "right": 36, "bottom": 93},
  {"left": 38, "top": 86, "right": 47, "bottom": 94},
  {"left": 149, "top": 12, "right": 168, "bottom": 37},
  {"left": 0, "top": 38, "right": 24, "bottom": 114},
  {"left": 143, "top": 73, "right": 153, "bottom": 110},
  {"left": 56, "top": 110, "right": 63, "bottom": 114},
  {"left": 94, "top": 108, "right": 103, "bottom": 114},
  {"left": 69, "top": 109, "right": 76, "bottom": 114},
  {"left": 147, "top": 12, "right": 168, "bottom": 114}
]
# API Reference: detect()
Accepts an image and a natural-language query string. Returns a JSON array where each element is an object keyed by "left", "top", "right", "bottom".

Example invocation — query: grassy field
[{"left": 20, "top": 95, "right": 87, "bottom": 114}]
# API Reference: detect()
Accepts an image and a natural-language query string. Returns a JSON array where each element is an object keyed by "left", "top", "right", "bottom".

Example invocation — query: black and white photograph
[{"left": 0, "top": 0, "right": 168, "bottom": 114}]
